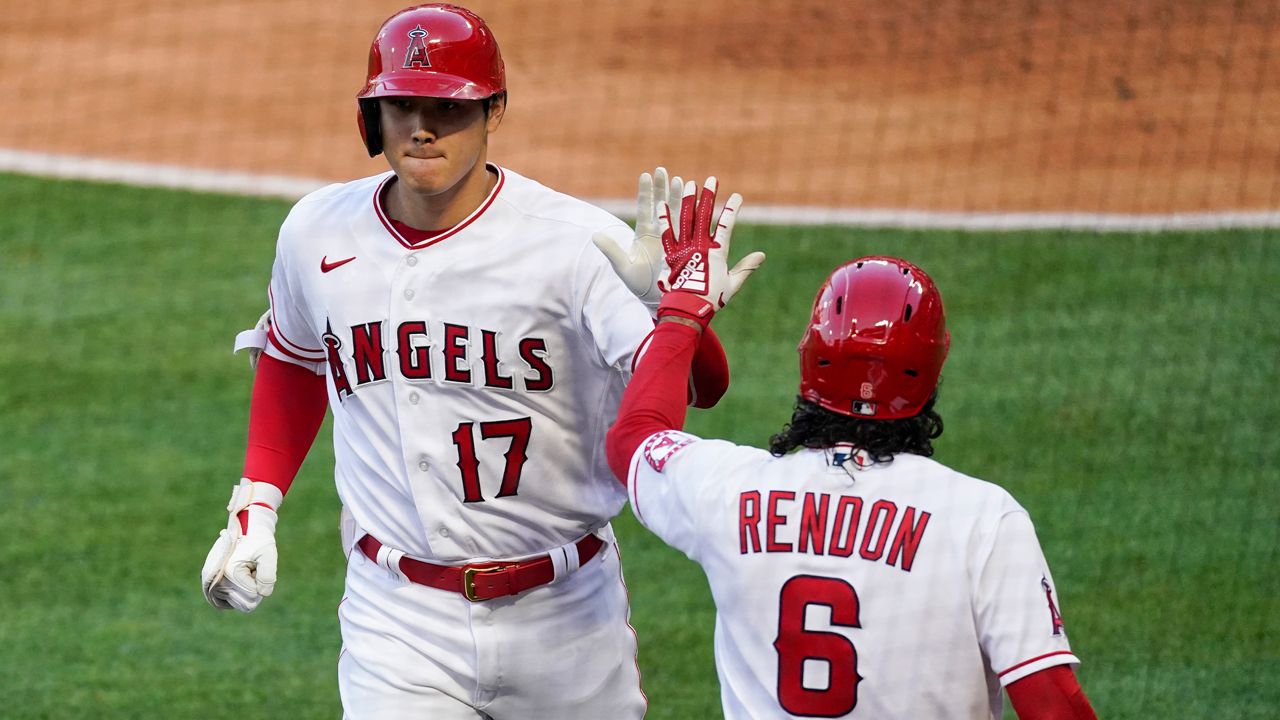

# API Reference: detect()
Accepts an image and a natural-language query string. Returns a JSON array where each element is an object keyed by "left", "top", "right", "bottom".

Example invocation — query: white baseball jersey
[
  {"left": 263, "top": 164, "right": 653, "bottom": 562},
  {"left": 627, "top": 432, "right": 1079, "bottom": 719}
]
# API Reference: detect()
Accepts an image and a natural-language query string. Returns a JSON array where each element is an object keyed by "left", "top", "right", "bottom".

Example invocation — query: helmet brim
[{"left": 358, "top": 74, "right": 501, "bottom": 101}]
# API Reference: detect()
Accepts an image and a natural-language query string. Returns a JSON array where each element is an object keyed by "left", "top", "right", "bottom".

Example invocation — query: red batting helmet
[
  {"left": 356, "top": 4, "right": 507, "bottom": 157},
  {"left": 798, "top": 256, "right": 950, "bottom": 420}
]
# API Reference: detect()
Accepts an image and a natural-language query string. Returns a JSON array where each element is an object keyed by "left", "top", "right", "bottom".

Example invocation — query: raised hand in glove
[
  {"left": 592, "top": 167, "right": 685, "bottom": 311},
  {"left": 200, "top": 478, "right": 283, "bottom": 613},
  {"left": 656, "top": 177, "right": 765, "bottom": 326}
]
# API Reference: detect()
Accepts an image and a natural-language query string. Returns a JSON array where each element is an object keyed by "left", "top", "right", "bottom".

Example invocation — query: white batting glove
[
  {"left": 232, "top": 310, "right": 272, "bottom": 371},
  {"left": 200, "top": 479, "right": 283, "bottom": 613},
  {"left": 592, "top": 167, "right": 685, "bottom": 311},
  {"left": 656, "top": 177, "right": 765, "bottom": 323}
]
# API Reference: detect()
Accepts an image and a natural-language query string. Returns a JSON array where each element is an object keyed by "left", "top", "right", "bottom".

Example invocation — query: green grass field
[{"left": 1, "top": 173, "right": 1277, "bottom": 718}]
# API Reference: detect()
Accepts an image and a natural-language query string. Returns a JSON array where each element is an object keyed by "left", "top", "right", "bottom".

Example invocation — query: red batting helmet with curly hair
[{"left": 798, "top": 256, "right": 950, "bottom": 420}]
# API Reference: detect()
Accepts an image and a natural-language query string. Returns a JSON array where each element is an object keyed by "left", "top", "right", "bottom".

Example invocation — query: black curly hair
[{"left": 768, "top": 390, "right": 943, "bottom": 462}]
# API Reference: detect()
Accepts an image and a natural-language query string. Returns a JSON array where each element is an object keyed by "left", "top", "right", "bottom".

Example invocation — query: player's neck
[{"left": 385, "top": 162, "right": 498, "bottom": 232}]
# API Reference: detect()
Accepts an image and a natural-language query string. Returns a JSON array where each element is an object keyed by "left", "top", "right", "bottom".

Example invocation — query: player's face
[{"left": 378, "top": 96, "right": 505, "bottom": 196}]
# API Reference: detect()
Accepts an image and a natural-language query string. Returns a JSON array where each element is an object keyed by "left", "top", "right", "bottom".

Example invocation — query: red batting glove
[{"left": 656, "top": 177, "right": 765, "bottom": 327}]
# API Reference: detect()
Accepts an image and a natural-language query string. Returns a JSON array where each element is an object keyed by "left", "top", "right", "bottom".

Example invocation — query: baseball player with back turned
[
  {"left": 604, "top": 178, "right": 1099, "bottom": 718},
  {"left": 198, "top": 4, "right": 740, "bottom": 718}
]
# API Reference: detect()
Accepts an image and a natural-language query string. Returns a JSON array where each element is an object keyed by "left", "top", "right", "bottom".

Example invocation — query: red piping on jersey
[
  {"left": 631, "top": 328, "right": 654, "bottom": 373},
  {"left": 387, "top": 218, "right": 447, "bottom": 246},
  {"left": 374, "top": 164, "right": 506, "bottom": 251},
  {"left": 268, "top": 326, "right": 325, "bottom": 363},
  {"left": 628, "top": 453, "right": 647, "bottom": 524},
  {"left": 266, "top": 285, "right": 324, "bottom": 359},
  {"left": 998, "top": 650, "right": 1077, "bottom": 677},
  {"left": 610, "top": 542, "right": 650, "bottom": 712}
]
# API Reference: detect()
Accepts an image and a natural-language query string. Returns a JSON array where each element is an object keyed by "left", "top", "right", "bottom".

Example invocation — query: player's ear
[{"left": 485, "top": 92, "right": 507, "bottom": 133}]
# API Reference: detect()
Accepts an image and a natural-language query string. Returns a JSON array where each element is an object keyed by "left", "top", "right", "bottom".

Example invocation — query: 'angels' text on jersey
[
  {"left": 261, "top": 166, "right": 654, "bottom": 562},
  {"left": 739, "top": 490, "right": 931, "bottom": 572},
  {"left": 321, "top": 317, "right": 554, "bottom": 400}
]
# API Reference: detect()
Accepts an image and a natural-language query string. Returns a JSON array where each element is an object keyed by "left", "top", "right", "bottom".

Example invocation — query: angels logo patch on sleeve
[
  {"left": 642, "top": 431, "right": 699, "bottom": 472},
  {"left": 1042, "top": 576, "right": 1066, "bottom": 636}
]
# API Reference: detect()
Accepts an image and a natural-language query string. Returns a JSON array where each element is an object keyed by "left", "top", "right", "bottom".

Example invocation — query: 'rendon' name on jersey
[{"left": 738, "top": 490, "right": 931, "bottom": 572}]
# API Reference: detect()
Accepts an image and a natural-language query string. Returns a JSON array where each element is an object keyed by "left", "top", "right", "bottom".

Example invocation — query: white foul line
[
  {"left": 3, "top": 149, "right": 1277, "bottom": 231},
  {"left": 0, "top": 149, "right": 328, "bottom": 200}
]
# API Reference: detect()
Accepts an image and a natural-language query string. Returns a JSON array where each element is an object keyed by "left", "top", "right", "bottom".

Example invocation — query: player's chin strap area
[{"left": 350, "top": 524, "right": 606, "bottom": 602}]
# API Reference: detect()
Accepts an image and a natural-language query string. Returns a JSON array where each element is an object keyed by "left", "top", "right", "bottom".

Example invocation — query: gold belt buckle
[{"left": 463, "top": 564, "right": 512, "bottom": 602}]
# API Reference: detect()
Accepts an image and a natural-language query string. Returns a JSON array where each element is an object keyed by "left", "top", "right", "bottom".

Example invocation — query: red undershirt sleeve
[
  {"left": 607, "top": 321, "right": 702, "bottom": 484},
  {"left": 1006, "top": 666, "right": 1098, "bottom": 720},
  {"left": 688, "top": 326, "right": 728, "bottom": 408},
  {"left": 241, "top": 354, "right": 329, "bottom": 496}
]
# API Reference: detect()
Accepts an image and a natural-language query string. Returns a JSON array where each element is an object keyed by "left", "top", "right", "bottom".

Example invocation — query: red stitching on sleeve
[{"left": 998, "top": 650, "right": 1076, "bottom": 677}]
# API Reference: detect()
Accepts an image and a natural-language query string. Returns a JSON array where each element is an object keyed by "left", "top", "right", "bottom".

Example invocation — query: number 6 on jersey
[{"left": 774, "top": 575, "right": 863, "bottom": 717}]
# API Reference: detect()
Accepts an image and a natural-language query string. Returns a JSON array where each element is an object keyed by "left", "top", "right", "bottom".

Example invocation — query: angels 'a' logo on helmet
[{"left": 403, "top": 25, "right": 431, "bottom": 68}]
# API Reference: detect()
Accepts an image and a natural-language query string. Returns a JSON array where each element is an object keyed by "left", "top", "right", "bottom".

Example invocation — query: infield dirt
[{"left": 2, "top": 0, "right": 1275, "bottom": 212}]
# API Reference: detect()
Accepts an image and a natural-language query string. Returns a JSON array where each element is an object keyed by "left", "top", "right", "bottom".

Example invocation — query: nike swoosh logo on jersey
[{"left": 321, "top": 255, "right": 357, "bottom": 273}]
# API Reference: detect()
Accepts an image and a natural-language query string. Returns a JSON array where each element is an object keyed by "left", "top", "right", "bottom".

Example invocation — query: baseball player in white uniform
[
  {"left": 198, "top": 5, "right": 734, "bottom": 718},
  {"left": 604, "top": 179, "right": 1099, "bottom": 718}
]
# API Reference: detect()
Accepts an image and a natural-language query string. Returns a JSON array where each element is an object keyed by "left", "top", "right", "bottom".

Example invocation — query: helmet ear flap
[{"left": 358, "top": 99, "right": 383, "bottom": 157}]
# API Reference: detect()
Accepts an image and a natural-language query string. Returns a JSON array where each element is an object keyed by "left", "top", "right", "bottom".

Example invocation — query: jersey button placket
[{"left": 396, "top": 254, "right": 419, "bottom": 302}]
